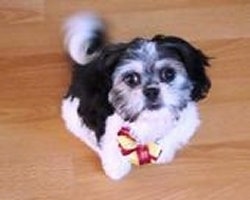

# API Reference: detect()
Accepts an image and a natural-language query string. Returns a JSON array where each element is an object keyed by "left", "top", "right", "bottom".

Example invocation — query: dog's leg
[
  {"left": 61, "top": 97, "right": 101, "bottom": 154},
  {"left": 156, "top": 103, "right": 200, "bottom": 164},
  {"left": 99, "top": 114, "right": 132, "bottom": 180},
  {"left": 100, "top": 142, "right": 132, "bottom": 180}
]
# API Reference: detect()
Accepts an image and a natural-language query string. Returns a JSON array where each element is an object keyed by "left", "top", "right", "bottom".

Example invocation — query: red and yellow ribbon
[{"left": 117, "top": 127, "right": 162, "bottom": 166}]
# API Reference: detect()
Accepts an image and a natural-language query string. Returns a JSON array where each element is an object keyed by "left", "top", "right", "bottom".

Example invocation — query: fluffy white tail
[{"left": 63, "top": 12, "right": 106, "bottom": 65}]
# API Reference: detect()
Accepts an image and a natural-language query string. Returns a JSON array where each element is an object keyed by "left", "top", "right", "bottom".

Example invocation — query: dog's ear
[
  {"left": 95, "top": 43, "right": 128, "bottom": 77},
  {"left": 152, "top": 35, "right": 211, "bottom": 101}
]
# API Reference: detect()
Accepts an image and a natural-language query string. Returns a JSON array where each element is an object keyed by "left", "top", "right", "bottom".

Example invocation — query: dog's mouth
[
  {"left": 128, "top": 103, "right": 162, "bottom": 120},
  {"left": 118, "top": 102, "right": 163, "bottom": 122},
  {"left": 147, "top": 103, "right": 161, "bottom": 110},
  {"left": 146, "top": 101, "right": 162, "bottom": 111}
]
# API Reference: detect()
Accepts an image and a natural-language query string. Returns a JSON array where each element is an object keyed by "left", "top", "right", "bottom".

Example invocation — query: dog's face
[{"left": 108, "top": 36, "right": 210, "bottom": 121}]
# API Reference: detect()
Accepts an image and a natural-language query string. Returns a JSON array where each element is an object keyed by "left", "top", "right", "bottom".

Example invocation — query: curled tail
[{"left": 63, "top": 13, "right": 106, "bottom": 65}]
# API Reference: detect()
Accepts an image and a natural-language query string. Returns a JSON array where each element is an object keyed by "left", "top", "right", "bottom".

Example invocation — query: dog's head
[{"left": 106, "top": 35, "right": 211, "bottom": 121}]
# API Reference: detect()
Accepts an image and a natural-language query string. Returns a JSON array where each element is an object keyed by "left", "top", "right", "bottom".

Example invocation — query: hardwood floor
[{"left": 0, "top": 1, "right": 250, "bottom": 199}]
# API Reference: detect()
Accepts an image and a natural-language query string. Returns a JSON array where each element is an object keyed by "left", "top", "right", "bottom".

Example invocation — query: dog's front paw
[
  {"left": 156, "top": 147, "right": 176, "bottom": 164},
  {"left": 101, "top": 157, "right": 131, "bottom": 180}
]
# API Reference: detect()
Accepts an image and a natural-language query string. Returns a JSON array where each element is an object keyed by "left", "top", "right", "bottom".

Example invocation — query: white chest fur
[{"left": 62, "top": 96, "right": 200, "bottom": 179}]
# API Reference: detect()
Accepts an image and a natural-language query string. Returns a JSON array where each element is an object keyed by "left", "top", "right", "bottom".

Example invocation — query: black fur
[
  {"left": 86, "top": 29, "right": 106, "bottom": 55},
  {"left": 65, "top": 43, "right": 128, "bottom": 141},
  {"left": 152, "top": 35, "right": 211, "bottom": 101}
]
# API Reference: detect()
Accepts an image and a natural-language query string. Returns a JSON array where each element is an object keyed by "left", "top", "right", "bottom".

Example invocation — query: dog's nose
[{"left": 143, "top": 87, "right": 160, "bottom": 101}]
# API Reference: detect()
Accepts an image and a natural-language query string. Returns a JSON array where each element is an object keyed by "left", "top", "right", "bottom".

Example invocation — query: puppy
[{"left": 62, "top": 13, "right": 211, "bottom": 180}]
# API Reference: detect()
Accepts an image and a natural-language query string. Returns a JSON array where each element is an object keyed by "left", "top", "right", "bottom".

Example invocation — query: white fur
[
  {"left": 61, "top": 97, "right": 101, "bottom": 155},
  {"left": 138, "top": 41, "right": 158, "bottom": 61},
  {"left": 63, "top": 13, "right": 104, "bottom": 65},
  {"left": 156, "top": 102, "right": 200, "bottom": 163},
  {"left": 99, "top": 113, "right": 132, "bottom": 180},
  {"left": 62, "top": 96, "right": 200, "bottom": 180},
  {"left": 128, "top": 108, "right": 177, "bottom": 143}
]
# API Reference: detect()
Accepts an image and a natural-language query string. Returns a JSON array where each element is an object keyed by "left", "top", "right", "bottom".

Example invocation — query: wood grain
[{"left": 0, "top": 1, "right": 250, "bottom": 200}]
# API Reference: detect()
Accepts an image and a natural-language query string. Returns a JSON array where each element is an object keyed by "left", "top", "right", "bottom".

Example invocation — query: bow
[{"left": 117, "top": 127, "right": 162, "bottom": 165}]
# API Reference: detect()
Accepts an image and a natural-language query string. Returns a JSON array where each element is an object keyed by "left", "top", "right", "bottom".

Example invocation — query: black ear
[
  {"left": 99, "top": 43, "right": 129, "bottom": 75},
  {"left": 152, "top": 35, "right": 211, "bottom": 101}
]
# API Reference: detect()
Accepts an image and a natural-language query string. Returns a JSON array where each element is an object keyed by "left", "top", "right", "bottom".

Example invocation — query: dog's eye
[
  {"left": 160, "top": 68, "right": 176, "bottom": 82},
  {"left": 123, "top": 72, "right": 140, "bottom": 87}
]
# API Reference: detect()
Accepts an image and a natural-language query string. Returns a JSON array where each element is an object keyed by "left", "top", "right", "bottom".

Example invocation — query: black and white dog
[{"left": 62, "top": 13, "right": 211, "bottom": 180}]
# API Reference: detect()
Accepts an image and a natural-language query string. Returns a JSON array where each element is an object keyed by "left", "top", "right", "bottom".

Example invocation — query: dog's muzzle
[{"left": 143, "top": 86, "right": 162, "bottom": 110}]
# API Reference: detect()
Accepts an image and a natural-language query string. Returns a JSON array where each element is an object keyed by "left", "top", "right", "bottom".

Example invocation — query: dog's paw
[
  {"left": 101, "top": 158, "right": 131, "bottom": 180},
  {"left": 155, "top": 147, "right": 176, "bottom": 164}
]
